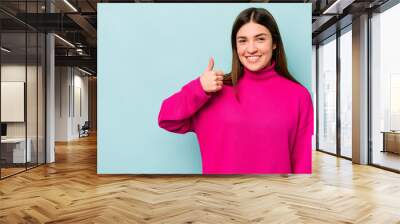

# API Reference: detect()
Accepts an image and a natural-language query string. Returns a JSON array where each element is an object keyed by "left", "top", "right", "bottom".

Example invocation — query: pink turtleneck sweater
[{"left": 158, "top": 62, "right": 314, "bottom": 174}]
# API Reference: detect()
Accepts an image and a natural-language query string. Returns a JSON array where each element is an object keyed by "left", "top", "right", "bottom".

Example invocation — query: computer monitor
[{"left": 1, "top": 123, "right": 7, "bottom": 137}]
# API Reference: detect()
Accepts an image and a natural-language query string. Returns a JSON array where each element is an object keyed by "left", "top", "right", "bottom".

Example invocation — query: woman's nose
[{"left": 246, "top": 42, "right": 257, "bottom": 53}]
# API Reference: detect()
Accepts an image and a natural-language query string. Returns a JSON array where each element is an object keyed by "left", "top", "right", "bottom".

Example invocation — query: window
[
  {"left": 371, "top": 3, "right": 400, "bottom": 171},
  {"left": 318, "top": 36, "right": 337, "bottom": 154},
  {"left": 340, "top": 28, "right": 352, "bottom": 158}
]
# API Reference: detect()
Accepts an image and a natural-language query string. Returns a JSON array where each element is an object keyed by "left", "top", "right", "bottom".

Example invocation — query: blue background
[{"left": 98, "top": 3, "right": 311, "bottom": 174}]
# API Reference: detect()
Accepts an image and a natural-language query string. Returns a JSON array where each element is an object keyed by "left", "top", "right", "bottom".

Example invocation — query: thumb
[
  {"left": 205, "top": 57, "right": 214, "bottom": 72},
  {"left": 215, "top": 70, "right": 224, "bottom": 76}
]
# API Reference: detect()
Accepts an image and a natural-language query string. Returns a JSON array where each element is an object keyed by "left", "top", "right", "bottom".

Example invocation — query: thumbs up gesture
[{"left": 200, "top": 57, "right": 224, "bottom": 93}]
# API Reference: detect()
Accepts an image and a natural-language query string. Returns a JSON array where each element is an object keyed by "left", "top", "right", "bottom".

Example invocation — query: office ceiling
[{"left": 0, "top": 0, "right": 392, "bottom": 75}]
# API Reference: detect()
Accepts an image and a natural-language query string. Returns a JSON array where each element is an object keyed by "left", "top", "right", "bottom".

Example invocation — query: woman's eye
[
  {"left": 257, "top": 38, "right": 265, "bottom": 41},
  {"left": 238, "top": 39, "right": 246, "bottom": 43}
]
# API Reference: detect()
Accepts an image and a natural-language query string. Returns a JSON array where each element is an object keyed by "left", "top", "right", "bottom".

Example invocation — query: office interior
[
  {"left": 0, "top": 0, "right": 399, "bottom": 222},
  {"left": 0, "top": 0, "right": 97, "bottom": 179}
]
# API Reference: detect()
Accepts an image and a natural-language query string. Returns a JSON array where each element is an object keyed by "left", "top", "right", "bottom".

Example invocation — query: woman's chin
[{"left": 244, "top": 64, "right": 263, "bottom": 72}]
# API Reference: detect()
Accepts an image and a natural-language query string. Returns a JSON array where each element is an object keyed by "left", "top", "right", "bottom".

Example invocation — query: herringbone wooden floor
[{"left": 1, "top": 134, "right": 400, "bottom": 224}]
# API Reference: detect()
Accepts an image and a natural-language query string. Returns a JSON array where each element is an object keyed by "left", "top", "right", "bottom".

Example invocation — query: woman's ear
[{"left": 273, "top": 43, "right": 277, "bottom": 50}]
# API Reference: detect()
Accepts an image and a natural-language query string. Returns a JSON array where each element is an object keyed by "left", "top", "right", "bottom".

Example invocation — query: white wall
[
  {"left": 1, "top": 65, "right": 26, "bottom": 136},
  {"left": 1, "top": 65, "right": 42, "bottom": 137},
  {"left": 55, "top": 67, "right": 89, "bottom": 141},
  {"left": 1, "top": 63, "right": 46, "bottom": 164},
  {"left": 55, "top": 66, "right": 69, "bottom": 141}
]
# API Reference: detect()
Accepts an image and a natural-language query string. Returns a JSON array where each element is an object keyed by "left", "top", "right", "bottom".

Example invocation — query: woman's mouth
[{"left": 245, "top": 55, "right": 261, "bottom": 63}]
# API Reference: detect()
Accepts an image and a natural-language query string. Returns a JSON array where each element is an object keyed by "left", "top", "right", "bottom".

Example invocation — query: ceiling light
[
  {"left": 54, "top": 34, "right": 75, "bottom": 48},
  {"left": 1, "top": 47, "right": 11, "bottom": 53},
  {"left": 323, "top": 0, "right": 354, "bottom": 15},
  {"left": 78, "top": 67, "right": 93, "bottom": 76},
  {"left": 63, "top": 0, "right": 78, "bottom": 12}
]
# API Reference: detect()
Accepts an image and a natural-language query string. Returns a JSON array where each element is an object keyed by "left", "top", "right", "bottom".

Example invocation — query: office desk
[
  {"left": 381, "top": 131, "right": 400, "bottom": 154},
  {"left": 1, "top": 138, "right": 32, "bottom": 163}
]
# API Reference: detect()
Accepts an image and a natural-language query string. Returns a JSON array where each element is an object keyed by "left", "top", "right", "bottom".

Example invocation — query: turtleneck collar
[{"left": 243, "top": 61, "right": 278, "bottom": 81}]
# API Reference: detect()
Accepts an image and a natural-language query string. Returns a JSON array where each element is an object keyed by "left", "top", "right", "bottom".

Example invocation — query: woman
[{"left": 158, "top": 7, "right": 314, "bottom": 174}]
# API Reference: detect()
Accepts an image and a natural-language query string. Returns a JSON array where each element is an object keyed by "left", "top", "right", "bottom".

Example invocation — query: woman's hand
[{"left": 199, "top": 57, "right": 224, "bottom": 94}]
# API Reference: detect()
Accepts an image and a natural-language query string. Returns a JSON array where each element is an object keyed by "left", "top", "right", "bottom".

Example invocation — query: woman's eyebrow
[
  {"left": 237, "top": 33, "right": 268, "bottom": 39},
  {"left": 254, "top": 33, "right": 268, "bottom": 37}
]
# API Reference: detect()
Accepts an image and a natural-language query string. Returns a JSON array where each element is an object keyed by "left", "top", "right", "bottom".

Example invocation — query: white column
[
  {"left": 46, "top": 1, "right": 55, "bottom": 163},
  {"left": 352, "top": 14, "right": 369, "bottom": 164}
]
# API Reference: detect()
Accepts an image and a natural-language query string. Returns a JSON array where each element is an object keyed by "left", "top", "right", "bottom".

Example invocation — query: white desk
[{"left": 1, "top": 138, "right": 31, "bottom": 163}]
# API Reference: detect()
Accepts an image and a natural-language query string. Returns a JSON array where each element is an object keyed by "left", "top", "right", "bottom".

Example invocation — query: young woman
[{"left": 158, "top": 7, "right": 314, "bottom": 174}]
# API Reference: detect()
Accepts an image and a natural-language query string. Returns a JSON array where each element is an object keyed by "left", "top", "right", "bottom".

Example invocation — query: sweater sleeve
[
  {"left": 158, "top": 77, "right": 211, "bottom": 134},
  {"left": 291, "top": 89, "right": 314, "bottom": 174}
]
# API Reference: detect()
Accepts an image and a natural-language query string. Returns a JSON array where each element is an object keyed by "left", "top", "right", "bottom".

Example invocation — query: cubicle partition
[{"left": 0, "top": 1, "right": 46, "bottom": 179}]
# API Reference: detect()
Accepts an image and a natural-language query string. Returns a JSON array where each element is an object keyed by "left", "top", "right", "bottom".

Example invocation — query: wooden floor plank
[{"left": 0, "top": 134, "right": 400, "bottom": 223}]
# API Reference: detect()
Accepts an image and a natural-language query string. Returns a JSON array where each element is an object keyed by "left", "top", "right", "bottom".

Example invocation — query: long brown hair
[{"left": 223, "top": 7, "right": 300, "bottom": 86}]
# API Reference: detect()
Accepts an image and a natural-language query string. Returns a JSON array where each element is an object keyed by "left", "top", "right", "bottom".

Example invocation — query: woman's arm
[
  {"left": 158, "top": 77, "right": 211, "bottom": 134},
  {"left": 291, "top": 89, "right": 314, "bottom": 174}
]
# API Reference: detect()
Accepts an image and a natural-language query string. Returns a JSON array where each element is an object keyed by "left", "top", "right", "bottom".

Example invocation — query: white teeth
[{"left": 246, "top": 56, "right": 260, "bottom": 63}]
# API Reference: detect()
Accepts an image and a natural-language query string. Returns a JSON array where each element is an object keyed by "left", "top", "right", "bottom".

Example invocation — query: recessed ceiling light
[
  {"left": 78, "top": 67, "right": 93, "bottom": 76},
  {"left": 322, "top": 0, "right": 354, "bottom": 15},
  {"left": 54, "top": 34, "right": 75, "bottom": 48},
  {"left": 1, "top": 47, "right": 11, "bottom": 53},
  {"left": 63, "top": 0, "right": 78, "bottom": 12}
]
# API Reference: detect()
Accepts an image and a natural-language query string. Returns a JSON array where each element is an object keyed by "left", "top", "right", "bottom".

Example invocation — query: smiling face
[{"left": 236, "top": 22, "right": 276, "bottom": 72}]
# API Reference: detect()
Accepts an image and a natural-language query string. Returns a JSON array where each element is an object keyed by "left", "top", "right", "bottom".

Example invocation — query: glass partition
[
  {"left": 27, "top": 31, "right": 38, "bottom": 169},
  {"left": 1, "top": 31, "right": 28, "bottom": 177},
  {"left": 0, "top": 1, "right": 46, "bottom": 179}
]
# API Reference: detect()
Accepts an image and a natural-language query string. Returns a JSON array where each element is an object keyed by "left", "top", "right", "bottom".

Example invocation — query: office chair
[{"left": 79, "top": 121, "right": 90, "bottom": 138}]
